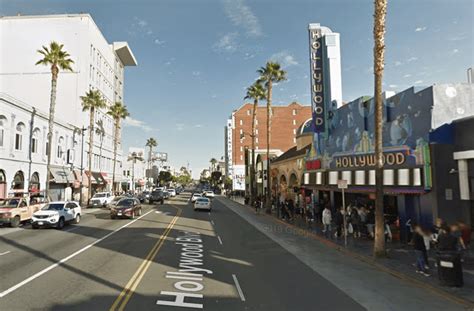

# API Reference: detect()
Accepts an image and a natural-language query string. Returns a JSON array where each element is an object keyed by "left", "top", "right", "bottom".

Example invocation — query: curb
[{"left": 223, "top": 197, "right": 474, "bottom": 309}]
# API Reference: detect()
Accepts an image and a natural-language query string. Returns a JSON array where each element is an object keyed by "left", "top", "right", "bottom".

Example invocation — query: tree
[
  {"left": 373, "top": 0, "right": 388, "bottom": 257},
  {"left": 245, "top": 81, "right": 266, "bottom": 206},
  {"left": 145, "top": 137, "right": 158, "bottom": 170},
  {"left": 158, "top": 171, "right": 173, "bottom": 185},
  {"left": 209, "top": 158, "right": 217, "bottom": 172},
  {"left": 257, "top": 62, "right": 286, "bottom": 211},
  {"left": 35, "top": 42, "right": 74, "bottom": 197},
  {"left": 107, "top": 102, "right": 130, "bottom": 193},
  {"left": 81, "top": 90, "right": 106, "bottom": 200},
  {"left": 95, "top": 119, "right": 105, "bottom": 172}
]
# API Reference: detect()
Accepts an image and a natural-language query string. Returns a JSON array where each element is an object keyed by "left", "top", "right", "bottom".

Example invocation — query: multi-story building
[
  {"left": 0, "top": 14, "right": 137, "bottom": 199},
  {"left": 225, "top": 102, "right": 312, "bottom": 191}
]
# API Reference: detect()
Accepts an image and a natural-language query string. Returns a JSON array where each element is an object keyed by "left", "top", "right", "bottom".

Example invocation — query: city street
[{"left": 0, "top": 193, "right": 468, "bottom": 310}]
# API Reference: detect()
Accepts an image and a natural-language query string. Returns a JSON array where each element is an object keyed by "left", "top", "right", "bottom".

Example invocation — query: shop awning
[
  {"left": 92, "top": 172, "right": 106, "bottom": 185},
  {"left": 85, "top": 171, "right": 98, "bottom": 184},
  {"left": 50, "top": 167, "right": 74, "bottom": 184},
  {"left": 73, "top": 170, "right": 89, "bottom": 188},
  {"left": 305, "top": 185, "right": 428, "bottom": 195}
]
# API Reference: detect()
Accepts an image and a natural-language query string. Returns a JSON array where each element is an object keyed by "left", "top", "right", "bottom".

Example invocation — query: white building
[{"left": 0, "top": 13, "right": 137, "bottom": 199}]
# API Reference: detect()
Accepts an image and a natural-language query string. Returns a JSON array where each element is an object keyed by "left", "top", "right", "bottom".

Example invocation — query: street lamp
[
  {"left": 78, "top": 127, "right": 87, "bottom": 206},
  {"left": 240, "top": 132, "right": 256, "bottom": 205}
]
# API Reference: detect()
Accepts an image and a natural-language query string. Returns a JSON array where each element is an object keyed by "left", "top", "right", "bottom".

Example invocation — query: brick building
[{"left": 225, "top": 102, "right": 312, "bottom": 191}]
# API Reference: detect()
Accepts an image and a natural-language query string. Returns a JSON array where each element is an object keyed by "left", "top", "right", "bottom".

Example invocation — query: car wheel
[
  {"left": 110, "top": 215, "right": 116, "bottom": 219},
  {"left": 56, "top": 217, "right": 65, "bottom": 230},
  {"left": 10, "top": 216, "right": 20, "bottom": 228},
  {"left": 74, "top": 214, "right": 81, "bottom": 224},
  {"left": 32, "top": 224, "right": 39, "bottom": 229}
]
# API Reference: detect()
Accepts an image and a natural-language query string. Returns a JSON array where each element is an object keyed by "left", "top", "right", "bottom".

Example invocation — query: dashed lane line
[
  {"left": 232, "top": 274, "right": 246, "bottom": 302},
  {"left": 217, "top": 235, "right": 223, "bottom": 245}
]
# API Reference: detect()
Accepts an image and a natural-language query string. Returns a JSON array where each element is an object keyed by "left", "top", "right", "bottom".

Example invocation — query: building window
[
  {"left": 355, "top": 170, "right": 365, "bottom": 185},
  {"left": 292, "top": 109, "right": 297, "bottom": 115},
  {"left": 413, "top": 168, "right": 422, "bottom": 186},
  {"left": 293, "top": 129, "right": 296, "bottom": 134},
  {"left": 240, "top": 146, "right": 243, "bottom": 152},
  {"left": 316, "top": 172, "right": 322, "bottom": 185},
  {"left": 256, "top": 137, "right": 259, "bottom": 143},
  {"left": 32, "top": 128, "right": 40, "bottom": 153},
  {"left": 247, "top": 110, "right": 251, "bottom": 115},
  {"left": 383, "top": 169, "right": 394, "bottom": 186},
  {"left": 329, "top": 171, "right": 338, "bottom": 185},
  {"left": 255, "top": 120, "right": 258, "bottom": 125},
  {"left": 293, "top": 120, "right": 296, "bottom": 125},
  {"left": 369, "top": 170, "right": 376, "bottom": 185},
  {"left": 240, "top": 129, "right": 243, "bottom": 135},
  {"left": 293, "top": 138, "right": 296, "bottom": 143},
  {"left": 57, "top": 136, "right": 64, "bottom": 158},
  {"left": 240, "top": 119, "right": 243, "bottom": 126},
  {"left": 255, "top": 129, "right": 259, "bottom": 135},
  {"left": 15, "top": 122, "right": 25, "bottom": 151},
  {"left": 240, "top": 155, "right": 243, "bottom": 161},
  {"left": 398, "top": 169, "right": 410, "bottom": 186},
  {"left": 0, "top": 115, "right": 6, "bottom": 147}
]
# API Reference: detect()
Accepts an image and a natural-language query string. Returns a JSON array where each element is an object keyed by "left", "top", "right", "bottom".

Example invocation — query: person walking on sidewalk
[
  {"left": 322, "top": 206, "right": 332, "bottom": 238},
  {"left": 350, "top": 206, "right": 361, "bottom": 238},
  {"left": 335, "top": 207, "right": 344, "bottom": 239},
  {"left": 413, "top": 224, "right": 431, "bottom": 276},
  {"left": 255, "top": 196, "right": 261, "bottom": 214}
]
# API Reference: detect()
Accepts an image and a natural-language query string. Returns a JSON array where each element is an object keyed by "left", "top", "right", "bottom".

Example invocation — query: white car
[
  {"left": 89, "top": 192, "right": 114, "bottom": 207},
  {"left": 203, "top": 191, "right": 215, "bottom": 198},
  {"left": 191, "top": 193, "right": 202, "bottom": 203},
  {"left": 167, "top": 189, "right": 176, "bottom": 197},
  {"left": 194, "top": 197, "right": 211, "bottom": 211},
  {"left": 32, "top": 201, "right": 81, "bottom": 229}
]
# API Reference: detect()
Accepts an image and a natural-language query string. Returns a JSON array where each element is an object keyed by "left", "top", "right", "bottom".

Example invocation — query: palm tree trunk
[
  {"left": 88, "top": 108, "right": 95, "bottom": 201},
  {"left": 266, "top": 81, "right": 272, "bottom": 212},
  {"left": 373, "top": 0, "right": 388, "bottom": 258},
  {"left": 45, "top": 67, "right": 58, "bottom": 199},
  {"left": 250, "top": 99, "right": 258, "bottom": 206},
  {"left": 111, "top": 119, "right": 119, "bottom": 193}
]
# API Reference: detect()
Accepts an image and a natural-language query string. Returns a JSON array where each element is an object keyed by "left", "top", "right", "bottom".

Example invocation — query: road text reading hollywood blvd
[{"left": 156, "top": 231, "right": 213, "bottom": 309}]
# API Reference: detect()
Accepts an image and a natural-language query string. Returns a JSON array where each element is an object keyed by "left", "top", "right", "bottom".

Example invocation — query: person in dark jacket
[
  {"left": 413, "top": 224, "right": 430, "bottom": 276},
  {"left": 335, "top": 207, "right": 344, "bottom": 239},
  {"left": 437, "top": 226, "right": 458, "bottom": 251}
]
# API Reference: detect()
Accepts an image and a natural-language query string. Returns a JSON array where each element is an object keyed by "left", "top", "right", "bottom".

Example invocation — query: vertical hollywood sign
[{"left": 309, "top": 28, "right": 325, "bottom": 133}]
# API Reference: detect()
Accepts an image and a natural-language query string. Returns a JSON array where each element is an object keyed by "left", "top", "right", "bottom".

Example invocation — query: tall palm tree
[
  {"left": 210, "top": 158, "right": 217, "bottom": 172},
  {"left": 81, "top": 90, "right": 106, "bottom": 200},
  {"left": 145, "top": 138, "right": 158, "bottom": 170},
  {"left": 108, "top": 102, "right": 130, "bottom": 193},
  {"left": 257, "top": 62, "right": 286, "bottom": 211},
  {"left": 373, "top": 0, "right": 388, "bottom": 257},
  {"left": 95, "top": 119, "right": 105, "bottom": 172},
  {"left": 35, "top": 42, "right": 74, "bottom": 197},
  {"left": 244, "top": 81, "right": 266, "bottom": 206}
]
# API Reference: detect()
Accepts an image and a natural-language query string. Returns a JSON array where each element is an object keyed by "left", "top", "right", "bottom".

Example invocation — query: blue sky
[{"left": 1, "top": 0, "right": 472, "bottom": 177}]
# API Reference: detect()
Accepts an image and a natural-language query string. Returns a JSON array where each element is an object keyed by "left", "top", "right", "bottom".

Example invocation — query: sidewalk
[{"left": 226, "top": 195, "right": 474, "bottom": 305}]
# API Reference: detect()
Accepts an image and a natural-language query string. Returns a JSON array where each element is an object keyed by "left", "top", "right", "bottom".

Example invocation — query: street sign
[{"left": 337, "top": 179, "right": 348, "bottom": 189}]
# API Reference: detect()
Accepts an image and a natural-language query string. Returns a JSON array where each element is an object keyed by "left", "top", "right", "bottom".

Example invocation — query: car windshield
[
  {"left": 117, "top": 199, "right": 134, "bottom": 207},
  {"left": 111, "top": 196, "right": 123, "bottom": 203},
  {"left": 42, "top": 203, "right": 64, "bottom": 211},
  {"left": 0, "top": 198, "right": 20, "bottom": 208},
  {"left": 193, "top": 194, "right": 201, "bottom": 197},
  {"left": 152, "top": 191, "right": 163, "bottom": 196},
  {"left": 93, "top": 193, "right": 106, "bottom": 198}
]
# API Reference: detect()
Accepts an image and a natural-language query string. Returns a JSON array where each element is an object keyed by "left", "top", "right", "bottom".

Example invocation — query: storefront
[{"left": 49, "top": 167, "right": 74, "bottom": 201}]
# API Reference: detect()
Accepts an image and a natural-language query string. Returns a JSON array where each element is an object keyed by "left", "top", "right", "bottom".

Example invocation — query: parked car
[
  {"left": 110, "top": 198, "right": 142, "bottom": 219},
  {"left": 148, "top": 190, "right": 164, "bottom": 205},
  {"left": 137, "top": 191, "right": 149, "bottom": 203},
  {"left": 203, "top": 190, "right": 215, "bottom": 198},
  {"left": 191, "top": 193, "right": 202, "bottom": 203},
  {"left": 0, "top": 193, "right": 48, "bottom": 227},
  {"left": 89, "top": 192, "right": 114, "bottom": 208},
  {"left": 163, "top": 191, "right": 171, "bottom": 199},
  {"left": 167, "top": 189, "right": 176, "bottom": 197},
  {"left": 31, "top": 201, "right": 81, "bottom": 229},
  {"left": 107, "top": 196, "right": 126, "bottom": 209},
  {"left": 194, "top": 197, "right": 211, "bottom": 211}
]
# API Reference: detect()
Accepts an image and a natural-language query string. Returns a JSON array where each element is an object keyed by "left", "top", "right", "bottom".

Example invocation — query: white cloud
[
  {"left": 414, "top": 80, "right": 423, "bottom": 84},
  {"left": 403, "top": 74, "right": 412, "bottom": 78},
  {"left": 270, "top": 51, "right": 298, "bottom": 67},
  {"left": 154, "top": 38, "right": 165, "bottom": 45},
  {"left": 407, "top": 57, "right": 418, "bottom": 62},
  {"left": 223, "top": 0, "right": 262, "bottom": 37},
  {"left": 389, "top": 84, "right": 398, "bottom": 88},
  {"left": 214, "top": 33, "right": 238, "bottom": 53},
  {"left": 394, "top": 61, "right": 402, "bottom": 66},
  {"left": 452, "top": 49, "right": 459, "bottom": 54},
  {"left": 176, "top": 123, "right": 185, "bottom": 131},
  {"left": 123, "top": 117, "right": 153, "bottom": 132},
  {"left": 194, "top": 124, "right": 203, "bottom": 128},
  {"left": 211, "top": 94, "right": 217, "bottom": 99},
  {"left": 192, "top": 71, "right": 201, "bottom": 76},
  {"left": 244, "top": 52, "right": 255, "bottom": 60},
  {"left": 415, "top": 26, "right": 427, "bottom": 32}
]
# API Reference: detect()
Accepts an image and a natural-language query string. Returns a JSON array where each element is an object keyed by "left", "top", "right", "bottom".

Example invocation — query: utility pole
[{"left": 79, "top": 126, "right": 86, "bottom": 206}]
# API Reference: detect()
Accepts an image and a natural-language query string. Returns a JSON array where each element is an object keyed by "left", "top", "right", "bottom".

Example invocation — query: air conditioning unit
[{"left": 67, "top": 149, "right": 74, "bottom": 164}]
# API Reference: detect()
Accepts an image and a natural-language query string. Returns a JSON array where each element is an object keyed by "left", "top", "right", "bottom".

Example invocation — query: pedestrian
[
  {"left": 358, "top": 206, "right": 367, "bottom": 237},
  {"left": 459, "top": 221, "right": 471, "bottom": 249},
  {"left": 366, "top": 207, "right": 375, "bottom": 239},
  {"left": 351, "top": 206, "right": 361, "bottom": 238},
  {"left": 287, "top": 199, "right": 295, "bottom": 222},
  {"left": 437, "top": 225, "right": 458, "bottom": 251},
  {"left": 335, "top": 207, "right": 344, "bottom": 239},
  {"left": 255, "top": 196, "right": 260, "bottom": 214},
  {"left": 413, "top": 224, "right": 431, "bottom": 276},
  {"left": 422, "top": 227, "right": 432, "bottom": 270},
  {"left": 322, "top": 206, "right": 332, "bottom": 238}
]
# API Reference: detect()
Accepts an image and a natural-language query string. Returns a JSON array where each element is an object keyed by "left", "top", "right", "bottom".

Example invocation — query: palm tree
[
  {"left": 107, "top": 102, "right": 130, "bottom": 193},
  {"left": 373, "top": 0, "right": 388, "bottom": 257},
  {"left": 145, "top": 138, "right": 158, "bottom": 170},
  {"left": 35, "top": 42, "right": 74, "bottom": 197},
  {"left": 81, "top": 90, "right": 106, "bottom": 200},
  {"left": 257, "top": 62, "right": 286, "bottom": 211},
  {"left": 244, "top": 81, "right": 266, "bottom": 206},
  {"left": 128, "top": 152, "right": 144, "bottom": 192},
  {"left": 95, "top": 119, "right": 105, "bottom": 172},
  {"left": 210, "top": 158, "right": 217, "bottom": 172}
]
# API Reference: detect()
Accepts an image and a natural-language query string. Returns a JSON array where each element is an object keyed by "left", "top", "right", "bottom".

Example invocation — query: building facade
[
  {"left": 0, "top": 14, "right": 137, "bottom": 198},
  {"left": 122, "top": 147, "right": 146, "bottom": 192},
  {"left": 226, "top": 102, "right": 312, "bottom": 191}
]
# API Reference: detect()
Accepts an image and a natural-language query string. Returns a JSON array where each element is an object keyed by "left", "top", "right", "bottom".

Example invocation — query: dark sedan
[{"left": 110, "top": 198, "right": 142, "bottom": 219}]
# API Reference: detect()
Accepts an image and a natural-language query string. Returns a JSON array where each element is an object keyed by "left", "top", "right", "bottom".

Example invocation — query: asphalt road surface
[{"left": 0, "top": 193, "right": 466, "bottom": 310}]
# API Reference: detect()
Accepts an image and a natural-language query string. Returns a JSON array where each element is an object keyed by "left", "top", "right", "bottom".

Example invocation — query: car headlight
[{"left": 2, "top": 212, "right": 12, "bottom": 218}]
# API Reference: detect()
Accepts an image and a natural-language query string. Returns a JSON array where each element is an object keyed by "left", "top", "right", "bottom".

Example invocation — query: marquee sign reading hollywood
[{"left": 309, "top": 24, "right": 325, "bottom": 133}]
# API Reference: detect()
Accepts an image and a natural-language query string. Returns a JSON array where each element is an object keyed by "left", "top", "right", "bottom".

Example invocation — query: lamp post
[
  {"left": 240, "top": 132, "right": 256, "bottom": 206},
  {"left": 79, "top": 126, "right": 87, "bottom": 206}
]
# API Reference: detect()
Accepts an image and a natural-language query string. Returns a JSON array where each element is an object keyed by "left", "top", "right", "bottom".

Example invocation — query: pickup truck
[
  {"left": 89, "top": 192, "right": 114, "bottom": 208},
  {"left": 0, "top": 194, "right": 48, "bottom": 227}
]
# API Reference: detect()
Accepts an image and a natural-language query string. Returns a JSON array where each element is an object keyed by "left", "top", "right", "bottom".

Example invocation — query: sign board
[
  {"left": 309, "top": 24, "right": 325, "bottom": 133},
  {"left": 337, "top": 179, "right": 348, "bottom": 189}
]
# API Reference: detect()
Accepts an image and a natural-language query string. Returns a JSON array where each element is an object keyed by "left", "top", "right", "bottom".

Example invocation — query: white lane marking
[
  {"left": 232, "top": 274, "right": 246, "bottom": 302},
  {"left": 211, "top": 220, "right": 215, "bottom": 226},
  {"left": 464, "top": 269, "right": 474, "bottom": 276},
  {"left": 217, "top": 235, "right": 223, "bottom": 245},
  {"left": 0, "top": 209, "right": 155, "bottom": 298},
  {"left": 0, "top": 251, "right": 11, "bottom": 256},
  {"left": 155, "top": 211, "right": 162, "bottom": 214}
]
